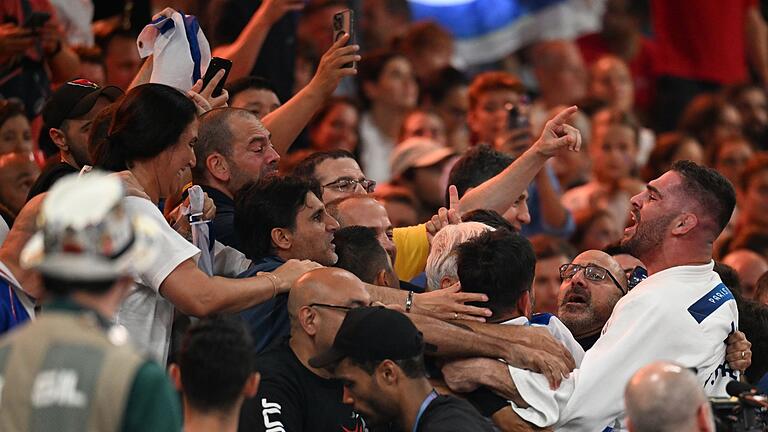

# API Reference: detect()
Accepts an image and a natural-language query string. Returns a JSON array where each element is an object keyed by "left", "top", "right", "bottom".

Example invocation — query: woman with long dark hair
[{"left": 91, "top": 83, "right": 318, "bottom": 364}]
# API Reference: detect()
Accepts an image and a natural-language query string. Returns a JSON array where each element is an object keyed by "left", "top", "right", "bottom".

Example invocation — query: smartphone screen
[
  {"left": 332, "top": 9, "right": 355, "bottom": 68},
  {"left": 202, "top": 57, "right": 233, "bottom": 98}
]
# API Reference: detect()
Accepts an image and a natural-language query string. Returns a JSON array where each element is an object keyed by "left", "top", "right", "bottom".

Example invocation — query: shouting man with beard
[
  {"left": 444, "top": 161, "right": 747, "bottom": 430},
  {"left": 557, "top": 249, "right": 627, "bottom": 351},
  {"left": 193, "top": 108, "right": 281, "bottom": 252}
]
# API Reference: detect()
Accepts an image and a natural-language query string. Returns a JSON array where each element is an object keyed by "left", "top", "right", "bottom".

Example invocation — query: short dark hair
[
  {"left": 177, "top": 316, "right": 255, "bottom": 412},
  {"left": 193, "top": 108, "right": 255, "bottom": 181},
  {"left": 42, "top": 276, "right": 116, "bottom": 296},
  {"left": 447, "top": 144, "right": 513, "bottom": 206},
  {"left": 234, "top": 176, "right": 321, "bottom": 260},
  {"left": 456, "top": 230, "right": 536, "bottom": 318},
  {"left": 737, "top": 299, "right": 768, "bottom": 384},
  {"left": 670, "top": 160, "right": 736, "bottom": 237},
  {"left": 461, "top": 209, "right": 514, "bottom": 232},
  {"left": 348, "top": 352, "right": 426, "bottom": 379},
  {"left": 333, "top": 226, "right": 390, "bottom": 284},
  {"left": 96, "top": 28, "right": 140, "bottom": 56},
  {"left": 91, "top": 84, "right": 197, "bottom": 171},
  {"left": 713, "top": 261, "right": 741, "bottom": 297},
  {"left": 292, "top": 149, "right": 355, "bottom": 183},
  {"left": 422, "top": 67, "right": 468, "bottom": 106},
  {"left": 358, "top": 50, "right": 408, "bottom": 109},
  {"left": 0, "top": 99, "right": 26, "bottom": 129},
  {"left": 72, "top": 45, "right": 104, "bottom": 65},
  {"left": 226, "top": 76, "right": 279, "bottom": 101}
]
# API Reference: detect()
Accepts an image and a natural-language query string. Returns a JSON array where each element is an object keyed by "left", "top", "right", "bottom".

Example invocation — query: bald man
[
  {"left": 0, "top": 195, "right": 45, "bottom": 334},
  {"left": 625, "top": 361, "right": 715, "bottom": 432},
  {"left": 238, "top": 267, "right": 372, "bottom": 431},
  {"left": 326, "top": 195, "right": 397, "bottom": 263},
  {"left": 558, "top": 250, "right": 628, "bottom": 351},
  {"left": 722, "top": 249, "right": 768, "bottom": 300},
  {"left": 238, "top": 267, "right": 553, "bottom": 432}
]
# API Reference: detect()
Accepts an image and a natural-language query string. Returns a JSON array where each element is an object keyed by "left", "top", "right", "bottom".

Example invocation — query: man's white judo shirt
[{"left": 508, "top": 261, "right": 739, "bottom": 431}]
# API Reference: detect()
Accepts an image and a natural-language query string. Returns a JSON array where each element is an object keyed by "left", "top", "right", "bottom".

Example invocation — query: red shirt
[
  {"left": 651, "top": 0, "right": 756, "bottom": 84},
  {"left": 577, "top": 32, "right": 657, "bottom": 112}
]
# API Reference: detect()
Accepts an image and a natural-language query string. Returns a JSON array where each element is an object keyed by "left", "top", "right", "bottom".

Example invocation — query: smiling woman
[{"left": 91, "top": 83, "right": 198, "bottom": 203}]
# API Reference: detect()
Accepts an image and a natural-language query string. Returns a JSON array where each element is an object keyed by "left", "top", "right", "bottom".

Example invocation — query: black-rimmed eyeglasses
[
  {"left": 309, "top": 303, "right": 353, "bottom": 312},
  {"left": 559, "top": 263, "right": 627, "bottom": 295}
]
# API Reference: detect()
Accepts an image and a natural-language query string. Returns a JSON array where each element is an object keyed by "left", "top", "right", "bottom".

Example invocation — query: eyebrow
[{"left": 646, "top": 184, "right": 663, "bottom": 199}]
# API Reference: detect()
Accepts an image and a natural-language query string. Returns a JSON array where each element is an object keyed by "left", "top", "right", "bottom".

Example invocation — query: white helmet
[{"left": 21, "top": 171, "right": 159, "bottom": 281}]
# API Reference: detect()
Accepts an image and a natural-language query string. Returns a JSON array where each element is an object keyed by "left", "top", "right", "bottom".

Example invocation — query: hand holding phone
[
  {"left": 202, "top": 57, "right": 233, "bottom": 98},
  {"left": 332, "top": 9, "right": 355, "bottom": 68}
]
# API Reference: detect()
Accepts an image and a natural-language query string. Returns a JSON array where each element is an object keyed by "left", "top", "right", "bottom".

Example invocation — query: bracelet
[
  {"left": 405, "top": 290, "right": 414, "bottom": 312},
  {"left": 263, "top": 273, "right": 280, "bottom": 298}
]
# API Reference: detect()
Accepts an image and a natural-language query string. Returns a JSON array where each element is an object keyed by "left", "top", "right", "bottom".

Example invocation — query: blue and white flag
[
  {"left": 137, "top": 12, "right": 212, "bottom": 92},
  {"left": 408, "top": 0, "right": 604, "bottom": 66}
]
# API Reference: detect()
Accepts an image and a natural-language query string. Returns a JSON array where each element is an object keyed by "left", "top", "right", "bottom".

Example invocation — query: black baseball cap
[
  {"left": 309, "top": 306, "right": 433, "bottom": 369},
  {"left": 42, "top": 79, "right": 123, "bottom": 129}
]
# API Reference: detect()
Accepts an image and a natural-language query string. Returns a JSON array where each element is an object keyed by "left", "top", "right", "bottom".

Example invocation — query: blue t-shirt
[
  {"left": 238, "top": 256, "right": 288, "bottom": 353},
  {"left": 0, "top": 280, "right": 31, "bottom": 335}
]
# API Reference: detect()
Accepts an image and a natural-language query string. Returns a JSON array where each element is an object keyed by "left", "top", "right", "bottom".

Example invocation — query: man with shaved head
[
  {"left": 193, "top": 108, "right": 281, "bottom": 251},
  {"left": 238, "top": 267, "right": 372, "bottom": 431},
  {"left": 327, "top": 194, "right": 397, "bottom": 263},
  {"left": 558, "top": 250, "right": 627, "bottom": 350},
  {"left": 625, "top": 361, "right": 715, "bottom": 432},
  {"left": 722, "top": 249, "right": 768, "bottom": 300}
]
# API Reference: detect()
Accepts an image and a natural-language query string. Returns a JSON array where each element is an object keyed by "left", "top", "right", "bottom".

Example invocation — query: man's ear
[
  {"left": 671, "top": 213, "right": 698, "bottom": 236},
  {"left": 168, "top": 363, "right": 183, "bottom": 392},
  {"left": 378, "top": 360, "right": 398, "bottom": 386},
  {"left": 206, "top": 153, "right": 231, "bottom": 183},
  {"left": 298, "top": 306, "right": 318, "bottom": 336},
  {"left": 439, "top": 276, "right": 456, "bottom": 290},
  {"left": 516, "top": 290, "right": 532, "bottom": 318},
  {"left": 243, "top": 372, "right": 260, "bottom": 398},
  {"left": 271, "top": 227, "right": 292, "bottom": 252},
  {"left": 49, "top": 128, "right": 67, "bottom": 152},
  {"left": 375, "top": 269, "right": 390, "bottom": 287}
]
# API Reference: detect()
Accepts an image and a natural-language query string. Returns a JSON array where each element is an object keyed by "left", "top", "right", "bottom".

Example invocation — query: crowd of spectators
[{"left": 0, "top": 0, "right": 766, "bottom": 431}]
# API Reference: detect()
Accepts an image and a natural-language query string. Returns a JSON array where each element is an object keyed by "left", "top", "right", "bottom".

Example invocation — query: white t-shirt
[
  {"left": 359, "top": 112, "right": 395, "bottom": 183},
  {"left": 507, "top": 314, "right": 585, "bottom": 367},
  {"left": 116, "top": 197, "right": 200, "bottom": 365},
  {"left": 508, "top": 261, "right": 738, "bottom": 431}
]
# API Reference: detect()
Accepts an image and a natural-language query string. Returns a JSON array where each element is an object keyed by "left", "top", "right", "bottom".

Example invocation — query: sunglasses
[{"left": 559, "top": 263, "right": 627, "bottom": 295}]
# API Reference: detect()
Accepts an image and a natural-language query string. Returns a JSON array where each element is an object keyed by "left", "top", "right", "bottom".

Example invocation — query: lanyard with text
[{"left": 412, "top": 390, "right": 439, "bottom": 432}]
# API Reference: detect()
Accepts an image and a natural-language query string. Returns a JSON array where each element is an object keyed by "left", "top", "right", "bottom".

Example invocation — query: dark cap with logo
[
  {"left": 42, "top": 79, "right": 123, "bottom": 129},
  {"left": 309, "top": 306, "right": 432, "bottom": 369}
]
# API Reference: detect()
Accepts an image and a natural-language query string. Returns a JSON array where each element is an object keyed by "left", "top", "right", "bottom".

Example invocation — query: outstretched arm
[
  {"left": 459, "top": 106, "right": 581, "bottom": 214},
  {"left": 212, "top": 0, "right": 305, "bottom": 81},
  {"left": 261, "top": 34, "right": 359, "bottom": 155}
]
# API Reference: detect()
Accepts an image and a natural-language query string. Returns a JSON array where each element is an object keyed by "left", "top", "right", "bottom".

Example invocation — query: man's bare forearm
[
  {"left": 407, "top": 313, "right": 509, "bottom": 359},
  {"left": 459, "top": 147, "right": 548, "bottom": 214}
]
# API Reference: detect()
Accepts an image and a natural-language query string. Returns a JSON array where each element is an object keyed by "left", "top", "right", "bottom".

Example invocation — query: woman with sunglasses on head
[{"left": 91, "top": 83, "right": 320, "bottom": 365}]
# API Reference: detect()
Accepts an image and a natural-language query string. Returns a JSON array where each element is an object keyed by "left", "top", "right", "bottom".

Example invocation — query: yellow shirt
[{"left": 393, "top": 224, "right": 430, "bottom": 281}]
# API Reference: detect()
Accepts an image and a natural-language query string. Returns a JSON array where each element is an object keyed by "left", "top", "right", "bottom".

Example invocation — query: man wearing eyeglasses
[
  {"left": 238, "top": 267, "right": 374, "bottom": 432},
  {"left": 472, "top": 162, "right": 747, "bottom": 431},
  {"left": 241, "top": 267, "right": 564, "bottom": 432},
  {"left": 557, "top": 250, "right": 627, "bottom": 351}
]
